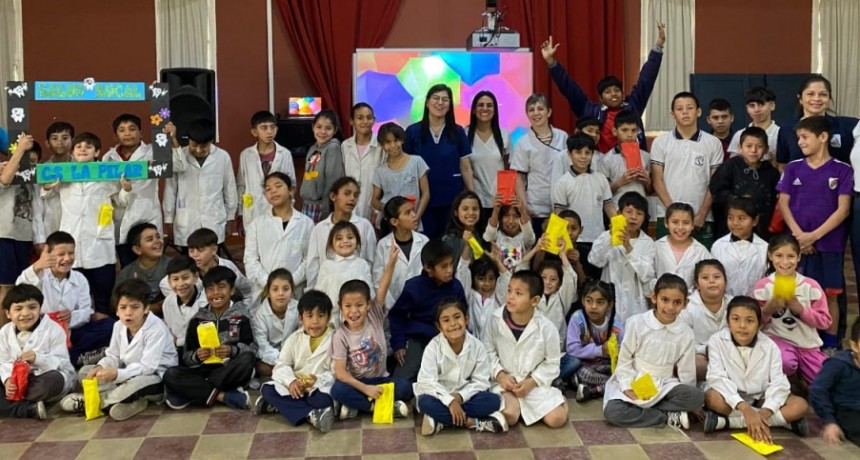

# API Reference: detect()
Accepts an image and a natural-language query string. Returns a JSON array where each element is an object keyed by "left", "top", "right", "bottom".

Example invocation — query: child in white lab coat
[
  {"left": 373, "top": 196, "right": 428, "bottom": 308},
  {"left": 483, "top": 193, "right": 535, "bottom": 272},
  {"left": 710, "top": 197, "right": 768, "bottom": 297},
  {"left": 0, "top": 284, "right": 75, "bottom": 419},
  {"left": 456, "top": 249, "right": 510, "bottom": 342},
  {"left": 257, "top": 290, "right": 336, "bottom": 432},
  {"left": 343, "top": 103, "right": 384, "bottom": 221},
  {"left": 61, "top": 279, "right": 178, "bottom": 421},
  {"left": 415, "top": 298, "right": 507, "bottom": 435},
  {"left": 704, "top": 296, "right": 809, "bottom": 442},
  {"left": 654, "top": 202, "right": 711, "bottom": 289},
  {"left": 534, "top": 238, "right": 578, "bottom": 352},
  {"left": 243, "top": 172, "right": 313, "bottom": 300},
  {"left": 679, "top": 260, "right": 732, "bottom": 381},
  {"left": 237, "top": 111, "right": 296, "bottom": 229},
  {"left": 603, "top": 274, "right": 703, "bottom": 429},
  {"left": 485, "top": 270, "right": 569, "bottom": 428},
  {"left": 161, "top": 256, "right": 206, "bottom": 351},
  {"left": 252, "top": 269, "right": 299, "bottom": 379},
  {"left": 314, "top": 221, "right": 372, "bottom": 326}
]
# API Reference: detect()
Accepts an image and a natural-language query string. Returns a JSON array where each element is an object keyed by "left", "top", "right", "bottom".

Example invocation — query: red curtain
[
  {"left": 276, "top": 0, "right": 402, "bottom": 137},
  {"left": 505, "top": 0, "right": 624, "bottom": 133}
]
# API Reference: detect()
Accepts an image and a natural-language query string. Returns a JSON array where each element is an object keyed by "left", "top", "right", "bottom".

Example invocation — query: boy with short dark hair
[
  {"left": 237, "top": 111, "right": 296, "bottom": 229},
  {"left": 706, "top": 98, "right": 735, "bottom": 158},
  {"left": 117, "top": 223, "right": 171, "bottom": 311},
  {"left": 389, "top": 240, "right": 468, "bottom": 381},
  {"left": 728, "top": 87, "right": 779, "bottom": 161},
  {"left": 17, "top": 231, "right": 114, "bottom": 367},
  {"left": 42, "top": 122, "right": 75, "bottom": 239},
  {"left": 256, "top": 290, "right": 337, "bottom": 432},
  {"left": 575, "top": 117, "right": 600, "bottom": 147},
  {"left": 811, "top": 317, "right": 860, "bottom": 446},
  {"left": 161, "top": 256, "right": 206, "bottom": 350},
  {"left": 596, "top": 111, "right": 652, "bottom": 205},
  {"left": 651, "top": 92, "right": 724, "bottom": 248},
  {"left": 163, "top": 266, "right": 257, "bottom": 410},
  {"left": 163, "top": 118, "right": 238, "bottom": 248},
  {"left": 61, "top": 279, "right": 177, "bottom": 420},
  {"left": 709, "top": 126, "right": 779, "bottom": 240},
  {"left": 0, "top": 284, "right": 75, "bottom": 419},
  {"left": 709, "top": 197, "right": 768, "bottom": 298},
  {"left": 185, "top": 227, "right": 252, "bottom": 301},
  {"left": 541, "top": 23, "right": 666, "bottom": 152}
]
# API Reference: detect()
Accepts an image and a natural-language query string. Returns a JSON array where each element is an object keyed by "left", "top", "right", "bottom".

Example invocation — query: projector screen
[{"left": 354, "top": 49, "right": 533, "bottom": 146}]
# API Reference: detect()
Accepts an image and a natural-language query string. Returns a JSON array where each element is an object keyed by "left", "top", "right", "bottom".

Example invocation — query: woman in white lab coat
[
  {"left": 236, "top": 139, "right": 295, "bottom": 228},
  {"left": 373, "top": 196, "right": 428, "bottom": 308},
  {"left": 703, "top": 296, "right": 809, "bottom": 441},
  {"left": 415, "top": 299, "right": 506, "bottom": 435},
  {"left": 341, "top": 103, "right": 384, "bottom": 221},
  {"left": 243, "top": 173, "right": 313, "bottom": 301}
]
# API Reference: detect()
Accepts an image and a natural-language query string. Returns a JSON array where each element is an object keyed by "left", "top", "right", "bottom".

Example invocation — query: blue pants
[
  {"left": 417, "top": 392, "right": 501, "bottom": 425},
  {"left": 261, "top": 384, "right": 333, "bottom": 426},
  {"left": 116, "top": 244, "right": 137, "bottom": 269},
  {"left": 560, "top": 354, "right": 581, "bottom": 381},
  {"left": 76, "top": 264, "right": 116, "bottom": 315},
  {"left": 69, "top": 317, "right": 115, "bottom": 364},
  {"left": 330, "top": 376, "right": 413, "bottom": 413},
  {"left": 421, "top": 206, "right": 450, "bottom": 240}
]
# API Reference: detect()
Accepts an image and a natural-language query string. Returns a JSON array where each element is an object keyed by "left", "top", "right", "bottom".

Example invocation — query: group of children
[{"left": 1, "top": 56, "right": 859, "bottom": 446}]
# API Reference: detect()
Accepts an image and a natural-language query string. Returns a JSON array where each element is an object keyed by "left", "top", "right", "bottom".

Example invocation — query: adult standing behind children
[
  {"left": 541, "top": 22, "right": 666, "bottom": 153},
  {"left": 467, "top": 91, "right": 509, "bottom": 230},
  {"left": 404, "top": 84, "right": 474, "bottom": 239}
]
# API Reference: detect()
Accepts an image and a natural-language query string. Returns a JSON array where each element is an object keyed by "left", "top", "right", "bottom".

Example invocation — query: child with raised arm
[
  {"left": 456, "top": 246, "right": 510, "bottom": 342},
  {"left": 483, "top": 193, "right": 535, "bottom": 272},
  {"left": 373, "top": 196, "right": 428, "bottom": 308}
]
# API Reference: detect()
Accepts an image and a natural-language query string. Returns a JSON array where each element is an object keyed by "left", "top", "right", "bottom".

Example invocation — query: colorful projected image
[
  {"left": 289, "top": 97, "right": 322, "bottom": 116},
  {"left": 354, "top": 50, "right": 533, "bottom": 146}
]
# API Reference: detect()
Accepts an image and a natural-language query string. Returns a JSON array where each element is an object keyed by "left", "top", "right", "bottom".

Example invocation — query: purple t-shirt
[{"left": 776, "top": 158, "right": 853, "bottom": 252}]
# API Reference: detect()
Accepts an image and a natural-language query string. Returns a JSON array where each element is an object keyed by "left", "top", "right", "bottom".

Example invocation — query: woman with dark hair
[
  {"left": 404, "top": 84, "right": 474, "bottom": 238},
  {"left": 467, "top": 91, "right": 509, "bottom": 231}
]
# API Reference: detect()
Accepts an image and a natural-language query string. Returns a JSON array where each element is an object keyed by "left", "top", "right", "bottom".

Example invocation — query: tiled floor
[{"left": 3, "top": 395, "right": 860, "bottom": 460}]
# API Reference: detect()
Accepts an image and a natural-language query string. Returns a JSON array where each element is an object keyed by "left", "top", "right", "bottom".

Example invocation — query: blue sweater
[
  {"left": 776, "top": 114, "right": 859, "bottom": 165},
  {"left": 810, "top": 350, "right": 860, "bottom": 424},
  {"left": 388, "top": 272, "right": 467, "bottom": 350},
  {"left": 548, "top": 48, "right": 664, "bottom": 151}
]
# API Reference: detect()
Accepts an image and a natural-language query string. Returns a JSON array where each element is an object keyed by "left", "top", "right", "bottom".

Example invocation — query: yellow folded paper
[
  {"left": 630, "top": 373, "right": 658, "bottom": 400},
  {"left": 98, "top": 203, "right": 113, "bottom": 227},
  {"left": 197, "top": 322, "right": 223, "bottom": 364},
  {"left": 242, "top": 193, "right": 253, "bottom": 209},
  {"left": 731, "top": 433, "right": 783, "bottom": 455},
  {"left": 82, "top": 378, "right": 104, "bottom": 420},
  {"left": 542, "top": 214, "right": 574, "bottom": 255},
  {"left": 610, "top": 215, "right": 627, "bottom": 246},
  {"left": 371, "top": 382, "right": 395, "bottom": 424},
  {"left": 607, "top": 333, "right": 619, "bottom": 373},
  {"left": 468, "top": 237, "right": 484, "bottom": 259},
  {"left": 772, "top": 274, "right": 796, "bottom": 300}
]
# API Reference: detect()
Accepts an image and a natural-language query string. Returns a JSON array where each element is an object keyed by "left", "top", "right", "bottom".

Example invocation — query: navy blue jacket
[
  {"left": 776, "top": 114, "right": 859, "bottom": 165},
  {"left": 708, "top": 155, "right": 780, "bottom": 239},
  {"left": 810, "top": 350, "right": 860, "bottom": 424},
  {"left": 548, "top": 47, "right": 664, "bottom": 151},
  {"left": 388, "top": 272, "right": 467, "bottom": 351}
]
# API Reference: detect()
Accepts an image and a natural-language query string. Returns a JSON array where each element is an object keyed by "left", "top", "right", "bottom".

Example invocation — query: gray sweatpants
[
  {"left": 603, "top": 384, "right": 704, "bottom": 427},
  {"left": 77, "top": 366, "right": 164, "bottom": 407}
]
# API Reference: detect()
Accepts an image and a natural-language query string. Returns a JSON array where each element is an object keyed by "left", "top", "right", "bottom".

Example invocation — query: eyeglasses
[{"left": 430, "top": 96, "right": 451, "bottom": 104}]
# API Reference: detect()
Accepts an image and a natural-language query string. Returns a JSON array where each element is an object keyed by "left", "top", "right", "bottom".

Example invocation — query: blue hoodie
[{"left": 810, "top": 350, "right": 860, "bottom": 424}]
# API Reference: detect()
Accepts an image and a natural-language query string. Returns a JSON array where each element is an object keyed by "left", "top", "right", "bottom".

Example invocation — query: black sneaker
[
  {"left": 308, "top": 406, "right": 334, "bottom": 432},
  {"left": 77, "top": 348, "right": 106, "bottom": 368},
  {"left": 253, "top": 395, "right": 278, "bottom": 415},
  {"left": 28, "top": 401, "right": 47, "bottom": 420},
  {"left": 790, "top": 417, "right": 809, "bottom": 437},
  {"left": 703, "top": 410, "right": 720, "bottom": 433},
  {"left": 165, "top": 393, "right": 191, "bottom": 410}
]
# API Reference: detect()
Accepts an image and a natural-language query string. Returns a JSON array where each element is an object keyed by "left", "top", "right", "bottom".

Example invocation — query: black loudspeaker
[{"left": 159, "top": 68, "right": 216, "bottom": 142}]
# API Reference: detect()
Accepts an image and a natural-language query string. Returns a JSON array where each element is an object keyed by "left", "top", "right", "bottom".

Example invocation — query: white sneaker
[
  {"left": 339, "top": 404, "right": 358, "bottom": 420},
  {"left": 60, "top": 393, "right": 85, "bottom": 414},
  {"left": 666, "top": 411, "right": 690, "bottom": 430},
  {"left": 308, "top": 406, "right": 335, "bottom": 432},
  {"left": 421, "top": 414, "right": 443, "bottom": 436},
  {"left": 394, "top": 400, "right": 409, "bottom": 418},
  {"left": 109, "top": 399, "right": 148, "bottom": 421}
]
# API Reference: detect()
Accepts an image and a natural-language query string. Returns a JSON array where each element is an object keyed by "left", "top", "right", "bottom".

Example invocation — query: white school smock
[
  {"left": 252, "top": 298, "right": 300, "bottom": 366},
  {"left": 0, "top": 318, "right": 76, "bottom": 393},
  {"left": 315, "top": 254, "right": 372, "bottom": 326},
  {"left": 679, "top": 291, "right": 731, "bottom": 355},
  {"left": 47, "top": 180, "right": 129, "bottom": 268},
  {"left": 603, "top": 311, "right": 696, "bottom": 409},
  {"left": 0, "top": 182, "right": 44, "bottom": 243},
  {"left": 161, "top": 289, "right": 207, "bottom": 348},
  {"left": 706, "top": 328, "right": 790, "bottom": 415},
  {"left": 650, "top": 130, "right": 724, "bottom": 219},
  {"left": 727, "top": 121, "right": 780, "bottom": 161},
  {"left": 551, "top": 169, "right": 613, "bottom": 243},
  {"left": 483, "top": 222, "right": 536, "bottom": 272},
  {"left": 102, "top": 143, "right": 163, "bottom": 243},
  {"left": 597, "top": 147, "right": 652, "bottom": 206},
  {"left": 484, "top": 308, "right": 565, "bottom": 425},
  {"left": 236, "top": 142, "right": 296, "bottom": 226},
  {"left": 654, "top": 237, "right": 711, "bottom": 290},
  {"left": 414, "top": 332, "right": 496, "bottom": 406},
  {"left": 17, "top": 266, "right": 92, "bottom": 329},
  {"left": 98, "top": 313, "right": 178, "bottom": 382},
  {"left": 243, "top": 209, "right": 314, "bottom": 301},
  {"left": 305, "top": 213, "right": 376, "bottom": 288},
  {"left": 536, "top": 264, "right": 578, "bottom": 351},
  {"left": 588, "top": 230, "right": 656, "bottom": 325},
  {"left": 342, "top": 136, "right": 384, "bottom": 220},
  {"left": 467, "top": 128, "right": 510, "bottom": 208},
  {"left": 710, "top": 233, "right": 768, "bottom": 297},
  {"left": 41, "top": 156, "right": 65, "bottom": 238},
  {"left": 509, "top": 127, "right": 569, "bottom": 217},
  {"left": 265, "top": 327, "right": 335, "bottom": 396},
  {"left": 163, "top": 145, "right": 238, "bottom": 246},
  {"left": 456, "top": 261, "right": 510, "bottom": 342},
  {"left": 373, "top": 231, "right": 428, "bottom": 309}
]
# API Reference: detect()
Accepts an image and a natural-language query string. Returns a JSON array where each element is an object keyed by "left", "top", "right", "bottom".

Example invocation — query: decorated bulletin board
[{"left": 5, "top": 79, "right": 174, "bottom": 184}]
